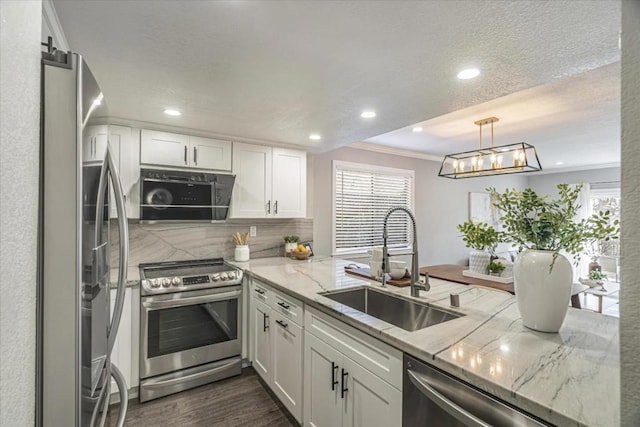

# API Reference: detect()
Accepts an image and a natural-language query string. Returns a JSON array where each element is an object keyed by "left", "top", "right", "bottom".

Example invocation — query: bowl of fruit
[{"left": 291, "top": 244, "right": 311, "bottom": 260}]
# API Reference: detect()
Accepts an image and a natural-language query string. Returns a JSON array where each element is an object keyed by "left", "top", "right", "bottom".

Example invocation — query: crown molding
[
  {"left": 106, "top": 116, "right": 309, "bottom": 152},
  {"left": 349, "top": 141, "right": 443, "bottom": 162},
  {"left": 42, "top": 0, "right": 69, "bottom": 51},
  {"left": 532, "top": 162, "right": 620, "bottom": 175}
]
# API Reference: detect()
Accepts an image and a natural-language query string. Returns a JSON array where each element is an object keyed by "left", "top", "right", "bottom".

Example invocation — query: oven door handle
[{"left": 142, "top": 289, "right": 241, "bottom": 310}]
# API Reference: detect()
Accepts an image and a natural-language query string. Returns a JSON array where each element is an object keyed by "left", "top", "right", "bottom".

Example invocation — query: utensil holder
[{"left": 235, "top": 245, "right": 250, "bottom": 262}]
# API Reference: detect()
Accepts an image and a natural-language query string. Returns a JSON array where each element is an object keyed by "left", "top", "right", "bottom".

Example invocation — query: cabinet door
[
  {"left": 230, "top": 143, "right": 272, "bottom": 218},
  {"left": 140, "top": 129, "right": 189, "bottom": 168},
  {"left": 189, "top": 136, "right": 232, "bottom": 171},
  {"left": 252, "top": 299, "right": 272, "bottom": 382},
  {"left": 304, "top": 332, "right": 343, "bottom": 427},
  {"left": 271, "top": 311, "right": 303, "bottom": 423},
  {"left": 94, "top": 127, "right": 109, "bottom": 162},
  {"left": 271, "top": 148, "right": 306, "bottom": 218},
  {"left": 83, "top": 125, "right": 108, "bottom": 163},
  {"left": 107, "top": 126, "right": 127, "bottom": 218},
  {"left": 109, "top": 287, "right": 132, "bottom": 395},
  {"left": 341, "top": 356, "right": 402, "bottom": 427}
]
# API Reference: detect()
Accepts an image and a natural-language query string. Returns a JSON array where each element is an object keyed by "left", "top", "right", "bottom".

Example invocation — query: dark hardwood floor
[{"left": 108, "top": 368, "right": 298, "bottom": 427}]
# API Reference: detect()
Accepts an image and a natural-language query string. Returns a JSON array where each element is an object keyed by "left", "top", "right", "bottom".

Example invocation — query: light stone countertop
[{"left": 229, "top": 256, "right": 620, "bottom": 427}]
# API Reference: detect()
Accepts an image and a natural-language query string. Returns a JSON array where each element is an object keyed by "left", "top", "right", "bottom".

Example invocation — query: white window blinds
[{"left": 333, "top": 161, "right": 414, "bottom": 254}]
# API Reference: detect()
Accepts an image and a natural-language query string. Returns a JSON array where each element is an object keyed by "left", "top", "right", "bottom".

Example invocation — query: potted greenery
[
  {"left": 456, "top": 220, "right": 500, "bottom": 274},
  {"left": 284, "top": 235, "right": 300, "bottom": 254},
  {"left": 487, "top": 261, "right": 506, "bottom": 276},
  {"left": 488, "top": 184, "right": 618, "bottom": 332}
]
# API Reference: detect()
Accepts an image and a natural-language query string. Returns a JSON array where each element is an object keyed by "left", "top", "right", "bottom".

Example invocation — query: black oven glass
[
  {"left": 142, "top": 180, "right": 213, "bottom": 221},
  {"left": 147, "top": 299, "right": 238, "bottom": 358}
]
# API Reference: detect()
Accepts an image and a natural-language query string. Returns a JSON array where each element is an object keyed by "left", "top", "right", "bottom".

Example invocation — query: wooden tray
[
  {"left": 420, "top": 264, "right": 514, "bottom": 294},
  {"left": 344, "top": 266, "right": 411, "bottom": 287}
]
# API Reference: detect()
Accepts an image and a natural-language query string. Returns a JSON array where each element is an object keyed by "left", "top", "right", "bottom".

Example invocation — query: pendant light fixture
[{"left": 438, "top": 117, "right": 542, "bottom": 179}]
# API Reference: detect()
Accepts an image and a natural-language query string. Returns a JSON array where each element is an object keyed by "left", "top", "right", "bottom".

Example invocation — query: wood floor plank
[{"left": 108, "top": 368, "right": 297, "bottom": 426}]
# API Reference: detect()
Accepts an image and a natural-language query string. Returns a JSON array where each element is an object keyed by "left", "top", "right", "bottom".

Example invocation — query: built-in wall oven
[
  {"left": 139, "top": 258, "right": 243, "bottom": 402},
  {"left": 140, "top": 168, "right": 235, "bottom": 222}
]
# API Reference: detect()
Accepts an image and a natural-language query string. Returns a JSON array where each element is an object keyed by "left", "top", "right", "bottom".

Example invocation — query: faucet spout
[{"left": 381, "top": 207, "right": 430, "bottom": 297}]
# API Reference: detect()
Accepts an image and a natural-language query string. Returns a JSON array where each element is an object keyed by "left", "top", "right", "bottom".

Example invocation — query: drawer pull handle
[
  {"left": 275, "top": 319, "right": 288, "bottom": 329},
  {"left": 255, "top": 288, "right": 265, "bottom": 295},
  {"left": 277, "top": 301, "right": 291, "bottom": 310},
  {"left": 331, "top": 362, "right": 339, "bottom": 391},
  {"left": 341, "top": 368, "right": 349, "bottom": 398},
  {"left": 263, "top": 313, "right": 269, "bottom": 332}
]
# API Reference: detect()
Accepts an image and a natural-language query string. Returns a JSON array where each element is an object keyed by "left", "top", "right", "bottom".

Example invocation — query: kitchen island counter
[{"left": 230, "top": 256, "right": 619, "bottom": 427}]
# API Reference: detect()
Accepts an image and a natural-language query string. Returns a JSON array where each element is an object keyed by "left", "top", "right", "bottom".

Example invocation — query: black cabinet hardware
[
  {"left": 263, "top": 313, "right": 269, "bottom": 332},
  {"left": 341, "top": 368, "right": 349, "bottom": 398},
  {"left": 277, "top": 301, "right": 290, "bottom": 310},
  {"left": 275, "top": 319, "right": 288, "bottom": 329},
  {"left": 331, "top": 362, "right": 339, "bottom": 391}
]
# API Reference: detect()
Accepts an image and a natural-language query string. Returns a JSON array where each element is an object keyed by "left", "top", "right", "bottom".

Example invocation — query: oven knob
[
  {"left": 172, "top": 277, "right": 181, "bottom": 286},
  {"left": 211, "top": 274, "right": 220, "bottom": 281},
  {"left": 162, "top": 279, "right": 171, "bottom": 288},
  {"left": 150, "top": 279, "right": 160, "bottom": 289},
  {"left": 220, "top": 272, "right": 229, "bottom": 281},
  {"left": 227, "top": 271, "right": 236, "bottom": 280}
]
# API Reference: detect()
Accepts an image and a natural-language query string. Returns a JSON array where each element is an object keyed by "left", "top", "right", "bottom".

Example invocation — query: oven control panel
[{"left": 141, "top": 269, "right": 243, "bottom": 295}]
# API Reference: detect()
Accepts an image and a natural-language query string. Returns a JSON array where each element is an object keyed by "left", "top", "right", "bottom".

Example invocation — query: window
[{"left": 333, "top": 161, "right": 414, "bottom": 255}]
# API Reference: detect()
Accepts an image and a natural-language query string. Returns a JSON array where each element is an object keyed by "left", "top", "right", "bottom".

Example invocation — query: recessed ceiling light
[
  {"left": 556, "top": 161, "right": 564, "bottom": 166},
  {"left": 309, "top": 134, "right": 322, "bottom": 141},
  {"left": 164, "top": 109, "right": 181, "bottom": 116},
  {"left": 457, "top": 68, "right": 480, "bottom": 80},
  {"left": 361, "top": 111, "right": 376, "bottom": 119},
  {"left": 412, "top": 127, "right": 423, "bottom": 133}
]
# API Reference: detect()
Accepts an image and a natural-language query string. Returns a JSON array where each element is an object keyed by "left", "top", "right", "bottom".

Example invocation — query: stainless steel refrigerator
[{"left": 38, "top": 45, "right": 129, "bottom": 426}]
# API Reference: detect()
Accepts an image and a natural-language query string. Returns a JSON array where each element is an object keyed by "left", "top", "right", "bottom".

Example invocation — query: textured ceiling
[
  {"left": 366, "top": 63, "right": 621, "bottom": 171},
  {"left": 53, "top": 0, "right": 620, "bottom": 158}
]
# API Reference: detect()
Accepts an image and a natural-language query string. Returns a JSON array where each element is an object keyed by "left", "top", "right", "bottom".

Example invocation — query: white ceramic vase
[
  {"left": 514, "top": 249, "right": 573, "bottom": 333},
  {"left": 234, "top": 245, "right": 250, "bottom": 262},
  {"left": 469, "top": 249, "right": 491, "bottom": 274}
]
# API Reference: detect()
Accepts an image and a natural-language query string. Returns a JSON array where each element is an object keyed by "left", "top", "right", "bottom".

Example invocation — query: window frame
[{"left": 332, "top": 160, "right": 415, "bottom": 256}]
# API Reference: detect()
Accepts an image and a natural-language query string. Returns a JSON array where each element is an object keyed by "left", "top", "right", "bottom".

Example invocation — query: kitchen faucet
[{"left": 381, "top": 207, "right": 430, "bottom": 297}]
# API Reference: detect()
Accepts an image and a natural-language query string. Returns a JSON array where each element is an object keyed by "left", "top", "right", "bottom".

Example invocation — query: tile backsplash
[{"left": 110, "top": 218, "right": 312, "bottom": 278}]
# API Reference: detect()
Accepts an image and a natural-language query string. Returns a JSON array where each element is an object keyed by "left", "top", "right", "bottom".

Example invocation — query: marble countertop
[{"left": 229, "top": 256, "right": 619, "bottom": 427}]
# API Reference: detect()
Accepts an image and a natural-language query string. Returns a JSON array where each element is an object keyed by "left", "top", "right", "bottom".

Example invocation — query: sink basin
[{"left": 321, "top": 287, "right": 463, "bottom": 331}]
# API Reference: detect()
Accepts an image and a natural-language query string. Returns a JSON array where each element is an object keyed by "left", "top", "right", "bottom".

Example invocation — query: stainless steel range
[{"left": 139, "top": 258, "right": 243, "bottom": 402}]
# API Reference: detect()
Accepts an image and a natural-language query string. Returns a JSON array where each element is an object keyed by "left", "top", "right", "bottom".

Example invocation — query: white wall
[
  {"left": 620, "top": 0, "right": 640, "bottom": 424},
  {"left": 528, "top": 166, "right": 620, "bottom": 196},
  {"left": 312, "top": 146, "right": 528, "bottom": 266},
  {"left": 0, "top": 0, "right": 43, "bottom": 425}
]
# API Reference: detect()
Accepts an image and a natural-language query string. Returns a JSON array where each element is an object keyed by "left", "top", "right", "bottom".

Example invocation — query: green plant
[
  {"left": 487, "top": 184, "right": 619, "bottom": 264},
  {"left": 284, "top": 235, "right": 300, "bottom": 244},
  {"left": 588, "top": 270, "right": 607, "bottom": 281},
  {"left": 456, "top": 221, "right": 500, "bottom": 254},
  {"left": 487, "top": 261, "right": 505, "bottom": 274}
]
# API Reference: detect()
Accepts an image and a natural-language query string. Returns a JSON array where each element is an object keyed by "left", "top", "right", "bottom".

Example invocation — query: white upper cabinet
[
  {"left": 83, "top": 125, "right": 109, "bottom": 163},
  {"left": 230, "top": 142, "right": 306, "bottom": 219},
  {"left": 189, "top": 136, "right": 232, "bottom": 171},
  {"left": 140, "top": 130, "right": 190, "bottom": 168},
  {"left": 272, "top": 148, "right": 307, "bottom": 218},
  {"left": 140, "top": 129, "right": 231, "bottom": 171},
  {"left": 231, "top": 142, "right": 273, "bottom": 218}
]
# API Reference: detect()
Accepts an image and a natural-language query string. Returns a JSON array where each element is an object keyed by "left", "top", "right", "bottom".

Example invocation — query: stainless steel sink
[{"left": 321, "top": 287, "right": 463, "bottom": 331}]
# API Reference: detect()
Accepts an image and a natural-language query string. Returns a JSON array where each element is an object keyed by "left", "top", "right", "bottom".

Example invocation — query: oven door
[{"left": 140, "top": 286, "right": 241, "bottom": 379}]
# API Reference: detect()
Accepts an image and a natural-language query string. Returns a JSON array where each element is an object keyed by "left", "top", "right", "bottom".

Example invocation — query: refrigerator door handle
[
  {"left": 110, "top": 363, "right": 129, "bottom": 427},
  {"left": 106, "top": 143, "right": 129, "bottom": 356}
]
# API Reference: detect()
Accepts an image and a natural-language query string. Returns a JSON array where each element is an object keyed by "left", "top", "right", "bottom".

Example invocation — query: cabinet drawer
[
  {"left": 252, "top": 281, "right": 273, "bottom": 305},
  {"left": 305, "top": 306, "right": 402, "bottom": 390},
  {"left": 270, "top": 291, "right": 303, "bottom": 327}
]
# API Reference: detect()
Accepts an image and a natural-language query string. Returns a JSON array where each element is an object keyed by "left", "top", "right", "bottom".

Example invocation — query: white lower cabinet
[
  {"left": 271, "top": 311, "right": 303, "bottom": 421},
  {"left": 250, "top": 280, "right": 303, "bottom": 423},
  {"left": 303, "top": 307, "right": 402, "bottom": 427},
  {"left": 304, "top": 332, "right": 343, "bottom": 427},
  {"left": 109, "top": 287, "right": 134, "bottom": 398},
  {"left": 252, "top": 299, "right": 272, "bottom": 381}
]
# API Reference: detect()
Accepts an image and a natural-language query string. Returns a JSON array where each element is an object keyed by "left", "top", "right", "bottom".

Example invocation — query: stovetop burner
[{"left": 139, "top": 258, "right": 242, "bottom": 295}]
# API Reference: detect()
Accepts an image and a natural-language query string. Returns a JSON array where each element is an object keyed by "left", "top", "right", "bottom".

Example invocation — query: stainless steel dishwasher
[{"left": 403, "top": 354, "right": 550, "bottom": 426}]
